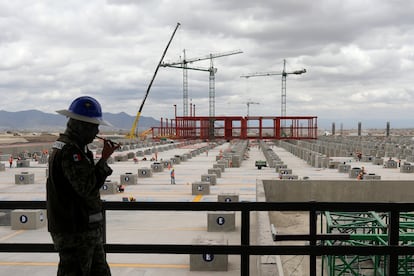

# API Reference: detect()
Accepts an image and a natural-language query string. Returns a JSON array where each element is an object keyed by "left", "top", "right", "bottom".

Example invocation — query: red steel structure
[{"left": 152, "top": 115, "right": 317, "bottom": 140}]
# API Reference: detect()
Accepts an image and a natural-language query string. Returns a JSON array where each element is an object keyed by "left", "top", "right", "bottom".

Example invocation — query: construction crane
[
  {"left": 240, "top": 59, "right": 306, "bottom": 119},
  {"left": 126, "top": 22, "right": 180, "bottom": 139},
  {"left": 246, "top": 101, "right": 260, "bottom": 117},
  {"left": 161, "top": 49, "right": 243, "bottom": 118}
]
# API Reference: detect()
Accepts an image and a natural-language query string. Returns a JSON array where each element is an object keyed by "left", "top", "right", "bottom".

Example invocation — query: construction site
[
  {"left": 1, "top": 130, "right": 414, "bottom": 275},
  {"left": 1, "top": 24, "right": 414, "bottom": 276}
]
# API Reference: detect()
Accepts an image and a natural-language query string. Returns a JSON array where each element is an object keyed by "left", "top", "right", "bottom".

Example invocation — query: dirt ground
[{"left": 0, "top": 133, "right": 57, "bottom": 145}]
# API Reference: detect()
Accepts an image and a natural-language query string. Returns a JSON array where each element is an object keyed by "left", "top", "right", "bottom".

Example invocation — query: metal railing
[{"left": 1, "top": 201, "right": 414, "bottom": 276}]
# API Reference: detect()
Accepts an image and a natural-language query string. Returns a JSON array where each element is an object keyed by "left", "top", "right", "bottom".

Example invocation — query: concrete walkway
[{"left": 0, "top": 141, "right": 277, "bottom": 276}]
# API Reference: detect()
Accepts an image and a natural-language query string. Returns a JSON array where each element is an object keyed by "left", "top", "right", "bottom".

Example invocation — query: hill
[{"left": 0, "top": 110, "right": 160, "bottom": 132}]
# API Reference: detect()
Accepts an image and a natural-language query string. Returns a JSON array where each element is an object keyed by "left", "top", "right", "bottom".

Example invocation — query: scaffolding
[
  {"left": 151, "top": 115, "right": 318, "bottom": 140},
  {"left": 322, "top": 211, "right": 414, "bottom": 275}
]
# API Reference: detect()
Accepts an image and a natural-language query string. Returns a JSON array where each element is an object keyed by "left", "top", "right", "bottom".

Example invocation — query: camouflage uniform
[{"left": 47, "top": 119, "right": 112, "bottom": 276}]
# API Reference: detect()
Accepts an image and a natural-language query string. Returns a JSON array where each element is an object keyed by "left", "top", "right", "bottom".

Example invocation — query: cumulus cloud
[{"left": 0, "top": 0, "right": 413, "bottom": 129}]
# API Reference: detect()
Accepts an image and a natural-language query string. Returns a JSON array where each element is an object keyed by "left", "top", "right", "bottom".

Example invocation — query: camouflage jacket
[{"left": 46, "top": 134, "right": 112, "bottom": 233}]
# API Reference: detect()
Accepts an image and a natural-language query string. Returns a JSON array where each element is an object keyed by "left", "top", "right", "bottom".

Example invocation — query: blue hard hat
[{"left": 56, "top": 96, "right": 111, "bottom": 126}]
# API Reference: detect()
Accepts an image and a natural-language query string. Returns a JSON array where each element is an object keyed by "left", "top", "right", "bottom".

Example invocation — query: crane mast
[
  {"left": 241, "top": 59, "right": 306, "bottom": 119},
  {"left": 162, "top": 49, "right": 243, "bottom": 117},
  {"left": 246, "top": 101, "right": 260, "bottom": 117}
]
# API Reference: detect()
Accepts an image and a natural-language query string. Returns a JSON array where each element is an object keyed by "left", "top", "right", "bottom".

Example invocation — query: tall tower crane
[
  {"left": 241, "top": 59, "right": 306, "bottom": 119},
  {"left": 161, "top": 49, "right": 243, "bottom": 118}
]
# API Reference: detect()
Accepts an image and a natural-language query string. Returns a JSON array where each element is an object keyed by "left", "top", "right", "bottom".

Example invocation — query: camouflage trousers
[{"left": 51, "top": 227, "right": 111, "bottom": 276}]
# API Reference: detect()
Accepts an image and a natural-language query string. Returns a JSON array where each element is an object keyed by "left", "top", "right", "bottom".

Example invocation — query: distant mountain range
[{"left": 0, "top": 110, "right": 160, "bottom": 132}]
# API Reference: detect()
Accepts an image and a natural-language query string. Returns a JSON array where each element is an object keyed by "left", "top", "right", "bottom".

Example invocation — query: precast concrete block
[
  {"left": 363, "top": 174, "right": 381, "bottom": 180},
  {"left": 349, "top": 167, "right": 361, "bottom": 178},
  {"left": 170, "top": 156, "right": 180, "bottom": 164},
  {"left": 11, "top": 209, "right": 46, "bottom": 230},
  {"left": 406, "top": 156, "right": 414, "bottom": 162},
  {"left": 400, "top": 164, "right": 414, "bottom": 173},
  {"left": 207, "top": 212, "right": 235, "bottom": 232},
  {"left": 328, "top": 161, "right": 340, "bottom": 169},
  {"left": 321, "top": 156, "right": 329, "bottom": 168},
  {"left": 114, "top": 155, "right": 128, "bottom": 162},
  {"left": 136, "top": 151, "right": 144, "bottom": 157},
  {"left": 120, "top": 173, "right": 138, "bottom": 185},
  {"left": 151, "top": 162, "right": 164, "bottom": 173},
  {"left": 217, "top": 159, "right": 229, "bottom": 168},
  {"left": 275, "top": 164, "right": 288, "bottom": 172},
  {"left": 201, "top": 174, "right": 217, "bottom": 185},
  {"left": 144, "top": 149, "right": 152, "bottom": 155},
  {"left": 218, "top": 194, "right": 239, "bottom": 202},
  {"left": 338, "top": 164, "right": 351, "bottom": 173},
  {"left": 0, "top": 154, "right": 10, "bottom": 161},
  {"left": 231, "top": 155, "right": 241, "bottom": 168},
  {"left": 384, "top": 159, "right": 398, "bottom": 168},
  {"left": 127, "top": 152, "right": 135, "bottom": 159},
  {"left": 38, "top": 155, "right": 48, "bottom": 164},
  {"left": 100, "top": 180, "right": 119, "bottom": 195},
  {"left": 0, "top": 211, "right": 10, "bottom": 226},
  {"left": 162, "top": 160, "right": 172, "bottom": 168},
  {"left": 15, "top": 172, "right": 34, "bottom": 184},
  {"left": 271, "top": 160, "right": 284, "bottom": 168},
  {"left": 213, "top": 163, "right": 225, "bottom": 172},
  {"left": 361, "top": 156, "right": 373, "bottom": 162},
  {"left": 189, "top": 237, "right": 228, "bottom": 271},
  {"left": 208, "top": 168, "right": 221, "bottom": 178},
  {"left": 184, "top": 153, "right": 192, "bottom": 160},
  {"left": 192, "top": 182, "right": 210, "bottom": 195},
  {"left": 138, "top": 167, "right": 153, "bottom": 178},
  {"left": 377, "top": 150, "right": 386, "bottom": 157},
  {"left": 16, "top": 160, "right": 30, "bottom": 168},
  {"left": 372, "top": 157, "right": 384, "bottom": 165},
  {"left": 279, "top": 168, "right": 292, "bottom": 175},
  {"left": 280, "top": 174, "right": 299, "bottom": 180}
]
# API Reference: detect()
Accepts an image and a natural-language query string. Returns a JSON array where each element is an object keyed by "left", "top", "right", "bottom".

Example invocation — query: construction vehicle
[
  {"left": 126, "top": 22, "right": 180, "bottom": 139},
  {"left": 139, "top": 128, "right": 153, "bottom": 141}
]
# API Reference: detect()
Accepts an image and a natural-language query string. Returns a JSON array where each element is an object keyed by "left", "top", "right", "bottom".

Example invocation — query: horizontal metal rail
[{"left": 0, "top": 201, "right": 413, "bottom": 276}]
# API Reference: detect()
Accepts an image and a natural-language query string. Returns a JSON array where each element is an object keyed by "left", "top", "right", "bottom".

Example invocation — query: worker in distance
[{"left": 47, "top": 96, "right": 119, "bottom": 275}]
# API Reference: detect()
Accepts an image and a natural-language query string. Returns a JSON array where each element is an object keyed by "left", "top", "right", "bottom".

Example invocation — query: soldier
[{"left": 47, "top": 96, "right": 119, "bottom": 276}]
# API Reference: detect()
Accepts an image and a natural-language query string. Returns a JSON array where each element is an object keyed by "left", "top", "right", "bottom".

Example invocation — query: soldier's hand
[{"left": 101, "top": 139, "right": 120, "bottom": 161}]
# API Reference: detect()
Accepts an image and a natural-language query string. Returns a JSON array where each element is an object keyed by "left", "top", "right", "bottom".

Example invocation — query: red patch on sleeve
[{"left": 73, "top": 154, "right": 81, "bottom": 162}]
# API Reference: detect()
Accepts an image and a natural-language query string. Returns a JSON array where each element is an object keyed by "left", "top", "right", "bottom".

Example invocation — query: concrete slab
[{"left": 1, "top": 138, "right": 412, "bottom": 275}]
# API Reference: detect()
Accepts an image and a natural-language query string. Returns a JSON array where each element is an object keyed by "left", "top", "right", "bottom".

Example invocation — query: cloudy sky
[{"left": 1, "top": 0, "right": 413, "bottom": 130}]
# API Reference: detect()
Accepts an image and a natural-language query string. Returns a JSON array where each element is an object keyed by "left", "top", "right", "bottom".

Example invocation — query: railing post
[
  {"left": 388, "top": 209, "right": 399, "bottom": 275},
  {"left": 241, "top": 209, "right": 250, "bottom": 276},
  {"left": 102, "top": 210, "right": 107, "bottom": 260},
  {"left": 309, "top": 207, "right": 317, "bottom": 276}
]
